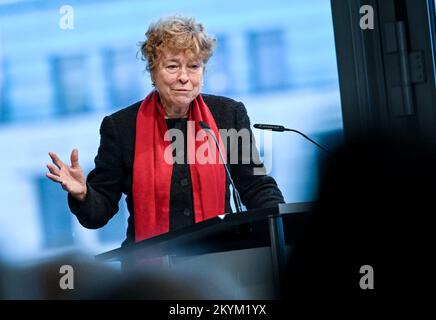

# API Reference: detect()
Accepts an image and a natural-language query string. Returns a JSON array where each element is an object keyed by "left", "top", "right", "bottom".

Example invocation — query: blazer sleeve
[
  {"left": 68, "top": 115, "right": 124, "bottom": 229},
  {"left": 230, "top": 102, "right": 285, "bottom": 209}
]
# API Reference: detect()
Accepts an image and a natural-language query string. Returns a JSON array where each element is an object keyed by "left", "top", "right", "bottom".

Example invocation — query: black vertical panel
[
  {"left": 331, "top": 0, "right": 436, "bottom": 143},
  {"left": 428, "top": 0, "right": 436, "bottom": 83},
  {"left": 378, "top": 0, "right": 420, "bottom": 137},
  {"left": 330, "top": 0, "right": 387, "bottom": 140},
  {"left": 403, "top": 0, "right": 436, "bottom": 144}
]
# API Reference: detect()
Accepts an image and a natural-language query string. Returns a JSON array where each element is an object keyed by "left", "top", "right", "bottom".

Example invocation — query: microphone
[
  {"left": 253, "top": 124, "right": 288, "bottom": 132},
  {"left": 199, "top": 121, "right": 243, "bottom": 214},
  {"left": 253, "top": 123, "right": 330, "bottom": 153}
]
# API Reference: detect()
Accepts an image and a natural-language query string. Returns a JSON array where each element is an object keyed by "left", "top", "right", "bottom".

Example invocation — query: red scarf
[{"left": 133, "top": 91, "right": 226, "bottom": 242}]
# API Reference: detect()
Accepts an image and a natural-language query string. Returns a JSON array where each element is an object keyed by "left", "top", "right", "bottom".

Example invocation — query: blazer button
[{"left": 183, "top": 208, "right": 191, "bottom": 216}]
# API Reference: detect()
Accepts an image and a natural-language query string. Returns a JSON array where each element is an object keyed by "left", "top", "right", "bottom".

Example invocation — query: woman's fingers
[
  {"left": 46, "top": 172, "right": 63, "bottom": 184},
  {"left": 48, "top": 151, "right": 65, "bottom": 170},
  {"left": 46, "top": 163, "right": 60, "bottom": 176},
  {"left": 70, "top": 148, "right": 80, "bottom": 169},
  {"left": 47, "top": 150, "right": 84, "bottom": 194}
]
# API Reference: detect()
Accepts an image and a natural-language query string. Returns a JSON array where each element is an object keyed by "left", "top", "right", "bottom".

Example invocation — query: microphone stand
[
  {"left": 199, "top": 121, "right": 243, "bottom": 214},
  {"left": 253, "top": 123, "right": 330, "bottom": 153}
]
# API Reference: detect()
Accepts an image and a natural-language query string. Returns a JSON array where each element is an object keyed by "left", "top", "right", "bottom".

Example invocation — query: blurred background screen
[{"left": 0, "top": 0, "right": 343, "bottom": 263}]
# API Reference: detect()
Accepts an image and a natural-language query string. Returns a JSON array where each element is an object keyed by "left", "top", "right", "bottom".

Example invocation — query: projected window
[
  {"left": 36, "top": 177, "right": 74, "bottom": 249},
  {"left": 51, "top": 55, "right": 91, "bottom": 116},
  {"left": 103, "top": 48, "right": 144, "bottom": 109},
  {"left": 248, "top": 29, "right": 288, "bottom": 92},
  {"left": 203, "top": 35, "right": 232, "bottom": 95},
  {"left": 97, "top": 195, "right": 128, "bottom": 244},
  {"left": 37, "top": 175, "right": 128, "bottom": 248},
  {"left": 0, "top": 57, "right": 9, "bottom": 122}
]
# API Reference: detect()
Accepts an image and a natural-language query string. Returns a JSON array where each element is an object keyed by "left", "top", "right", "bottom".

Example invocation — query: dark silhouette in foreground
[{"left": 284, "top": 134, "right": 434, "bottom": 302}]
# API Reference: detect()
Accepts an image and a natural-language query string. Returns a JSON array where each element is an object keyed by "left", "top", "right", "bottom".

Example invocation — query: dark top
[
  {"left": 68, "top": 94, "right": 285, "bottom": 246},
  {"left": 165, "top": 118, "right": 195, "bottom": 231}
]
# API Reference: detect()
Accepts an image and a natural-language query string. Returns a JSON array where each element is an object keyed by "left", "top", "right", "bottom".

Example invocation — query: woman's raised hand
[{"left": 47, "top": 149, "right": 87, "bottom": 202}]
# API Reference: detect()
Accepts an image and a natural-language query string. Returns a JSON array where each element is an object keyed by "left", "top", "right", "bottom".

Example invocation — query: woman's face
[{"left": 152, "top": 50, "right": 204, "bottom": 112}]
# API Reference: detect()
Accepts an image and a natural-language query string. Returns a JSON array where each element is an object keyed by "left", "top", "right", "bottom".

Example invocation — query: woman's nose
[{"left": 177, "top": 67, "right": 189, "bottom": 82}]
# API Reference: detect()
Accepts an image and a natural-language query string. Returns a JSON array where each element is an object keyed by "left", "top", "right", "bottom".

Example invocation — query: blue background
[{"left": 0, "top": 0, "right": 343, "bottom": 263}]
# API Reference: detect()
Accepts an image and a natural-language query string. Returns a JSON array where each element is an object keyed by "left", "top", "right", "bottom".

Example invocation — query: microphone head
[
  {"left": 199, "top": 121, "right": 211, "bottom": 130},
  {"left": 253, "top": 123, "right": 286, "bottom": 132}
]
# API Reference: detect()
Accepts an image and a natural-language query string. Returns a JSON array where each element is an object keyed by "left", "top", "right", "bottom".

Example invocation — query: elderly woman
[{"left": 47, "top": 16, "right": 284, "bottom": 245}]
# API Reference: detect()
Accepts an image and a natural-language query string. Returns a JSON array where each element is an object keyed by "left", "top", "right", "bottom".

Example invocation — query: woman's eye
[
  {"left": 189, "top": 64, "right": 203, "bottom": 72},
  {"left": 166, "top": 65, "right": 178, "bottom": 70}
]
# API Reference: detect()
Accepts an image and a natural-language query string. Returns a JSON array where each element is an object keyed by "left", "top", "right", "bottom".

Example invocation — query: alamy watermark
[
  {"left": 59, "top": 5, "right": 75, "bottom": 30},
  {"left": 359, "top": 264, "right": 374, "bottom": 290},
  {"left": 360, "top": 5, "right": 374, "bottom": 30},
  {"left": 163, "top": 122, "right": 272, "bottom": 175},
  {"left": 59, "top": 264, "right": 74, "bottom": 290}
]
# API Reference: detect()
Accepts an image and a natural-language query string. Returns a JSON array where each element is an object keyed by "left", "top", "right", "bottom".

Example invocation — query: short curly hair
[{"left": 139, "top": 16, "right": 216, "bottom": 73}]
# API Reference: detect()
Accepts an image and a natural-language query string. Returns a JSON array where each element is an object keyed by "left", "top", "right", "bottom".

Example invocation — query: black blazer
[{"left": 68, "top": 94, "right": 285, "bottom": 245}]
